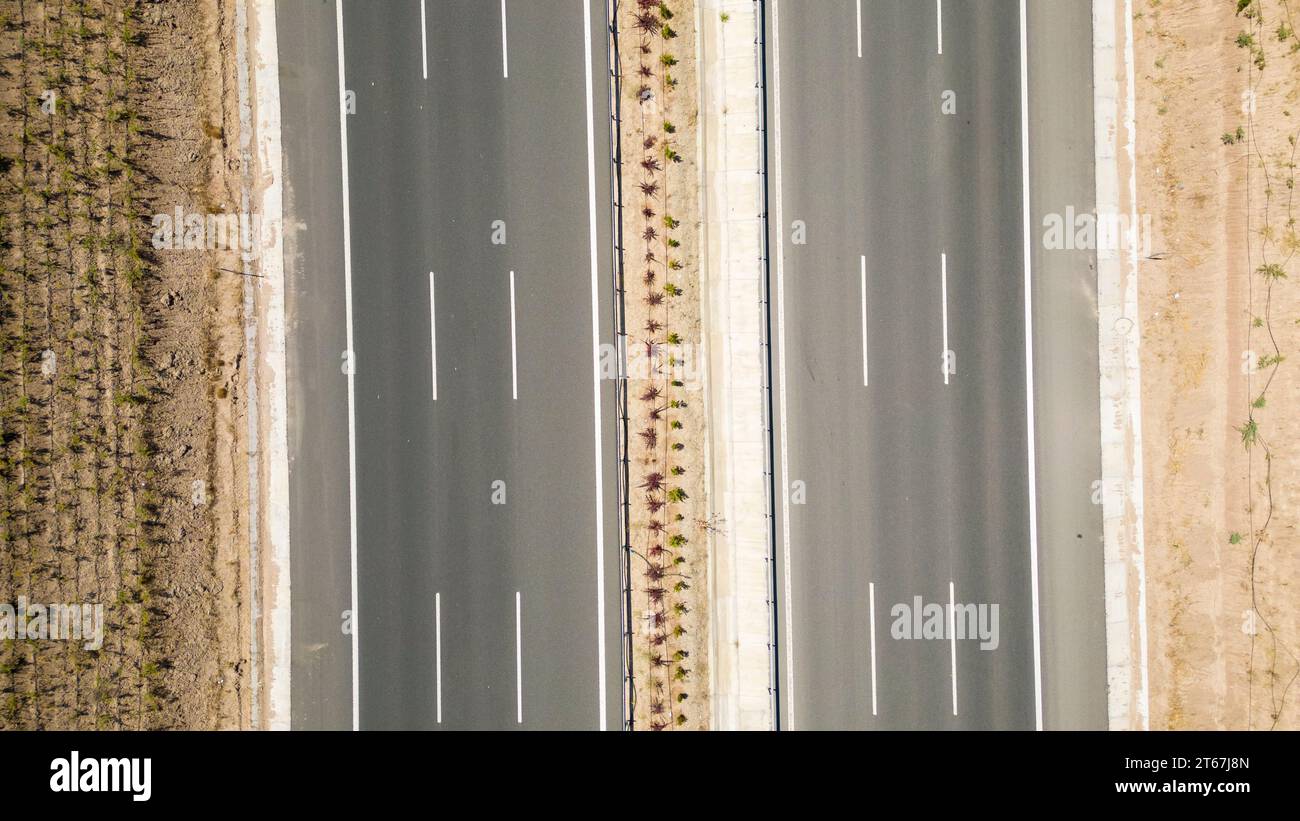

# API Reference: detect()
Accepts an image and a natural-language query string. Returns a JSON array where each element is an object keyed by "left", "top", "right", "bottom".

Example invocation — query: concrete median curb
[
  {"left": 240, "top": 0, "right": 291, "bottom": 730},
  {"left": 698, "top": 0, "right": 775, "bottom": 731},
  {"left": 1093, "top": 0, "right": 1149, "bottom": 732}
]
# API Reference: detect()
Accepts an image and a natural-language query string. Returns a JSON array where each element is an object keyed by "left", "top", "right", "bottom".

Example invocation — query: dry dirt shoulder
[
  {"left": 1136, "top": 0, "right": 1300, "bottom": 730},
  {"left": 0, "top": 0, "right": 247, "bottom": 729}
]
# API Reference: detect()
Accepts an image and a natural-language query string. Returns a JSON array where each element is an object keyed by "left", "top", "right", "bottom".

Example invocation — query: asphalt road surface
[
  {"left": 276, "top": 0, "right": 1106, "bottom": 732},
  {"left": 765, "top": 0, "right": 1107, "bottom": 730},
  {"left": 278, "top": 0, "right": 624, "bottom": 731}
]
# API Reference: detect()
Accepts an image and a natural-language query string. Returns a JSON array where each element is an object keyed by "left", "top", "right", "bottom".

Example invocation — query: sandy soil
[
  {"left": 0, "top": 0, "right": 247, "bottom": 729},
  {"left": 615, "top": 0, "right": 710, "bottom": 730},
  {"left": 1135, "top": 0, "right": 1300, "bottom": 730}
]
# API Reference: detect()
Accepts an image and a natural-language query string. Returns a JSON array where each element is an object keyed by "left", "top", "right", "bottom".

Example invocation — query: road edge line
[
  {"left": 334, "top": 0, "right": 360, "bottom": 732},
  {"left": 1019, "top": 0, "right": 1045, "bottom": 732},
  {"left": 582, "top": 0, "right": 609, "bottom": 731}
]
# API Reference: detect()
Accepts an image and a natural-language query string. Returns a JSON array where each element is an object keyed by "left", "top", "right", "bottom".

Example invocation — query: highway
[
  {"left": 764, "top": 0, "right": 1108, "bottom": 730},
  {"left": 277, "top": 0, "right": 623, "bottom": 730}
]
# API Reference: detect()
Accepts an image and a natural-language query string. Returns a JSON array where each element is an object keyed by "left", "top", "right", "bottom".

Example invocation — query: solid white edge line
[
  {"left": 771, "top": 0, "right": 795, "bottom": 732},
  {"left": 420, "top": 0, "right": 428, "bottom": 79},
  {"left": 937, "top": 0, "right": 943, "bottom": 55},
  {"left": 501, "top": 0, "right": 509, "bottom": 78},
  {"left": 1020, "top": 0, "right": 1044, "bottom": 732},
  {"left": 856, "top": 0, "right": 862, "bottom": 58},
  {"left": 868, "top": 581, "right": 877, "bottom": 716},
  {"left": 949, "top": 580, "right": 958, "bottom": 716},
  {"left": 509, "top": 270, "right": 518, "bottom": 400},
  {"left": 941, "top": 252, "right": 949, "bottom": 385},
  {"left": 515, "top": 590, "right": 523, "bottom": 724},
  {"left": 435, "top": 592, "right": 442, "bottom": 724},
  {"left": 335, "top": 0, "right": 360, "bottom": 733},
  {"left": 860, "top": 255, "right": 868, "bottom": 386},
  {"left": 429, "top": 272, "right": 438, "bottom": 401},
  {"left": 581, "top": 0, "right": 608, "bottom": 731}
]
